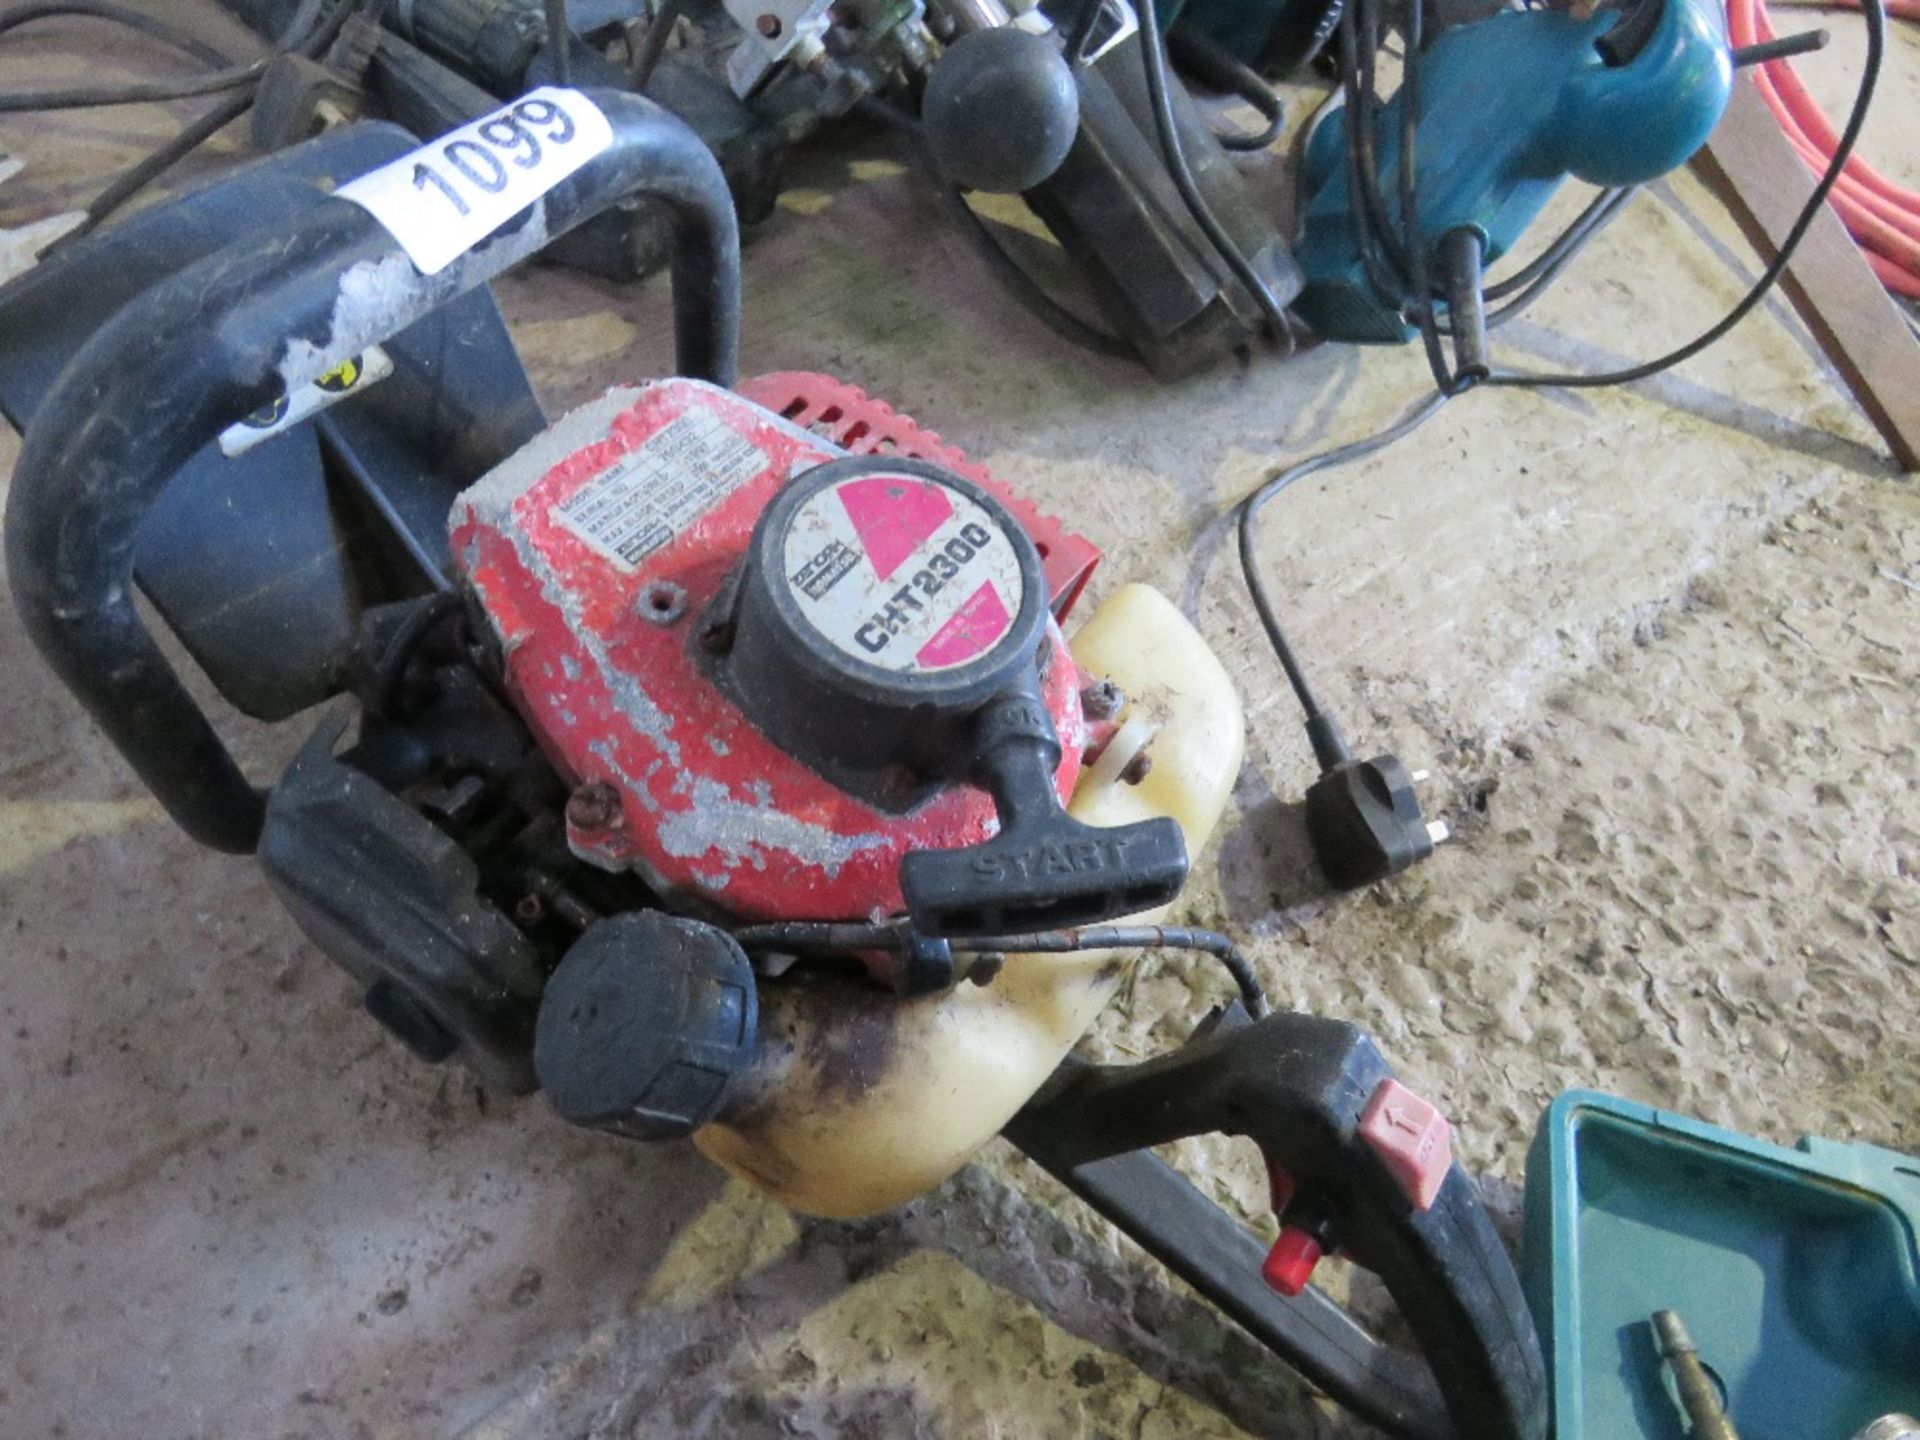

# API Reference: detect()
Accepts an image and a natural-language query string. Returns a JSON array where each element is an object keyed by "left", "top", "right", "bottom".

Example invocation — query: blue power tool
[{"left": 1292, "top": 0, "right": 1735, "bottom": 343}]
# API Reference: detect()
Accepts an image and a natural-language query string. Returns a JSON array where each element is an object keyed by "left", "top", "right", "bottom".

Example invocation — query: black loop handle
[
  {"left": 1005, "top": 1011, "right": 1550, "bottom": 1440},
  {"left": 5, "top": 90, "right": 740, "bottom": 853}
]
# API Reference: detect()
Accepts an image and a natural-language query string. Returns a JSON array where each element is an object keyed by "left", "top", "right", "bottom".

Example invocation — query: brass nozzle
[{"left": 1651, "top": 1309, "right": 1740, "bottom": 1440}]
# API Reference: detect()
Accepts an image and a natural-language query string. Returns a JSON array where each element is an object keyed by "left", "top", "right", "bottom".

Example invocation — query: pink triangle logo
[
  {"left": 836, "top": 475, "right": 955, "bottom": 580},
  {"left": 916, "top": 581, "right": 1011, "bottom": 668}
]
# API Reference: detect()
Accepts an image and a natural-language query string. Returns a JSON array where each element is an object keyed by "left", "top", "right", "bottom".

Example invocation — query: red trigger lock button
[
  {"left": 1262, "top": 1227, "right": 1323, "bottom": 1297},
  {"left": 1259, "top": 1157, "right": 1321, "bottom": 1297},
  {"left": 1358, "top": 1077, "right": 1453, "bottom": 1212}
]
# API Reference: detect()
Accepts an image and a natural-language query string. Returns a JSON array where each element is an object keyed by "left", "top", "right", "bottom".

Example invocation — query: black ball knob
[{"left": 922, "top": 27, "right": 1080, "bottom": 193}]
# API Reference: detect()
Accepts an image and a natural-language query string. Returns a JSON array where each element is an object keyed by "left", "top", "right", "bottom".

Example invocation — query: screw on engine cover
[
  {"left": 639, "top": 581, "right": 687, "bottom": 625},
  {"left": 1080, "top": 679, "right": 1125, "bottom": 722},
  {"left": 1121, "top": 751, "right": 1154, "bottom": 785},
  {"left": 566, "top": 780, "right": 623, "bottom": 831},
  {"left": 514, "top": 893, "right": 547, "bottom": 926}
]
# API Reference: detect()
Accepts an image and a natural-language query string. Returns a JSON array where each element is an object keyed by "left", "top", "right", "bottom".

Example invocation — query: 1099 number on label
[
  {"left": 410, "top": 97, "right": 576, "bottom": 216},
  {"left": 337, "top": 88, "right": 613, "bottom": 276}
]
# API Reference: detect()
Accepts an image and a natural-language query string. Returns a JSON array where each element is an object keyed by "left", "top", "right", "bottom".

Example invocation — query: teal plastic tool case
[{"left": 1523, "top": 1090, "right": 1920, "bottom": 1439}]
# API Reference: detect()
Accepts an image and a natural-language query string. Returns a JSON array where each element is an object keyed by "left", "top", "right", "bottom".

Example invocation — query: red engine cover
[{"left": 451, "top": 377, "right": 1094, "bottom": 922}]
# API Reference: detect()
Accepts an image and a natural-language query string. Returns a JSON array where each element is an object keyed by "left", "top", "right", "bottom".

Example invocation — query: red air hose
[{"left": 1727, "top": 0, "right": 1920, "bottom": 296}]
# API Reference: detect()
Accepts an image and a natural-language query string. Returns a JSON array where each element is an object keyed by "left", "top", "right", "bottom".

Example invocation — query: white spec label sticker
[
  {"left": 336, "top": 89, "right": 613, "bottom": 276},
  {"left": 550, "top": 408, "right": 767, "bottom": 568},
  {"left": 218, "top": 346, "right": 392, "bottom": 457},
  {"left": 782, "top": 473, "right": 1025, "bottom": 673}
]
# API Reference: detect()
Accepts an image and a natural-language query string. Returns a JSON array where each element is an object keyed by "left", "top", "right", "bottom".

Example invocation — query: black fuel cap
[{"left": 534, "top": 911, "right": 758, "bottom": 1141}]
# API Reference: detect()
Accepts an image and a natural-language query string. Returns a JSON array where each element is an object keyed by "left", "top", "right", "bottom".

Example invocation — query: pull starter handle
[{"left": 900, "top": 688, "right": 1188, "bottom": 936}]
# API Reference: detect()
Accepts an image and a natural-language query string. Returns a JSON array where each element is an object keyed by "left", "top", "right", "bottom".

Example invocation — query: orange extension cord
[{"left": 1727, "top": 0, "right": 1920, "bottom": 296}]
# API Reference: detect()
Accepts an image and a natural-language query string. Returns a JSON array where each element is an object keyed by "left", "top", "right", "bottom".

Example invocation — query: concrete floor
[{"left": 1, "top": 6, "right": 1917, "bottom": 1438}]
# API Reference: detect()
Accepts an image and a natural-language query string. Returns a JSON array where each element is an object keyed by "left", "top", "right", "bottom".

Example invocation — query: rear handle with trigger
[{"left": 1005, "top": 1009, "right": 1550, "bottom": 1440}]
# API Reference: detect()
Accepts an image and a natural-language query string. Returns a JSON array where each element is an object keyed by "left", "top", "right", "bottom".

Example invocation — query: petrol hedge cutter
[{"left": 0, "top": 87, "right": 1545, "bottom": 1439}]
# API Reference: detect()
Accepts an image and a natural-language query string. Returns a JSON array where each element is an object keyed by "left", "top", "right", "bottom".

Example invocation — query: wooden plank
[{"left": 1691, "top": 78, "right": 1920, "bottom": 472}]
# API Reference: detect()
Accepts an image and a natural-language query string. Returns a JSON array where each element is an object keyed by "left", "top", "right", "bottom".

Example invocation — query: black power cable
[
  {"left": 30, "top": 0, "right": 365, "bottom": 254},
  {"left": 545, "top": 0, "right": 572, "bottom": 85},
  {"left": 1331, "top": 2, "right": 1409, "bottom": 313},
  {"left": 1422, "top": 185, "right": 1639, "bottom": 338},
  {"left": 1132, "top": 1, "right": 1294, "bottom": 344},
  {"left": 1463, "top": 191, "right": 1637, "bottom": 332},
  {"left": 1325, "top": 0, "right": 1475, "bottom": 391},
  {"left": 1166, "top": 25, "right": 1285, "bottom": 153},
  {"left": 1483, "top": 186, "right": 1633, "bottom": 303},
  {"left": 630, "top": 0, "right": 686, "bottom": 91},
  {"left": 1391, "top": 0, "right": 1476, "bottom": 393},
  {"left": 1234, "top": 0, "right": 1883, "bottom": 889},
  {"left": 0, "top": 60, "right": 267, "bottom": 112},
  {"left": 0, "top": 1, "right": 233, "bottom": 66},
  {"left": 1236, "top": 391, "right": 1450, "bottom": 767},
  {"left": 1233, "top": 388, "right": 1458, "bottom": 890},
  {"left": 52, "top": 89, "right": 254, "bottom": 247}
]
